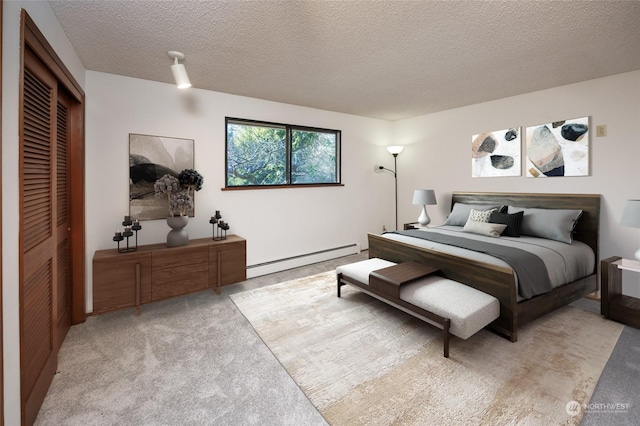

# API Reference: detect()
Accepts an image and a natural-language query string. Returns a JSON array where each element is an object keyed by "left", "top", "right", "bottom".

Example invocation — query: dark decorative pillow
[{"left": 489, "top": 211, "right": 524, "bottom": 237}]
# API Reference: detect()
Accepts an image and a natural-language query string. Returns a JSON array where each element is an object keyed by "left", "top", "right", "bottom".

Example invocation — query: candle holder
[
  {"left": 210, "top": 210, "right": 229, "bottom": 240},
  {"left": 114, "top": 215, "right": 142, "bottom": 252}
]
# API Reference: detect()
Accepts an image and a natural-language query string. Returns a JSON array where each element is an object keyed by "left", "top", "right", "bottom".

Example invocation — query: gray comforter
[{"left": 390, "top": 230, "right": 553, "bottom": 299}]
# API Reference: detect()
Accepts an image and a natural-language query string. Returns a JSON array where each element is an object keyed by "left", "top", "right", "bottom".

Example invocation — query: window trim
[{"left": 224, "top": 117, "right": 342, "bottom": 189}]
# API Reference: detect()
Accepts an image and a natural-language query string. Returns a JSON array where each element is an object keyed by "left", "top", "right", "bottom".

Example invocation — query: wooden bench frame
[{"left": 337, "top": 270, "right": 452, "bottom": 357}]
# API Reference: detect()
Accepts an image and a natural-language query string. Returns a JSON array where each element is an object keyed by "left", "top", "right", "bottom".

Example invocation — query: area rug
[{"left": 230, "top": 271, "right": 623, "bottom": 425}]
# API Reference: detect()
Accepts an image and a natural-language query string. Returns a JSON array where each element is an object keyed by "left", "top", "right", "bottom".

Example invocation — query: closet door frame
[
  {"left": 19, "top": 9, "right": 85, "bottom": 425},
  {"left": 21, "top": 10, "right": 85, "bottom": 326}
]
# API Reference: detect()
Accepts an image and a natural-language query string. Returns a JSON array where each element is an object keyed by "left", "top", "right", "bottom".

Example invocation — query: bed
[{"left": 368, "top": 191, "right": 601, "bottom": 342}]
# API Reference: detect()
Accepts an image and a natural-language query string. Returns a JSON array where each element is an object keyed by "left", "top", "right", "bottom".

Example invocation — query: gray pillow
[
  {"left": 444, "top": 203, "right": 502, "bottom": 226},
  {"left": 507, "top": 206, "right": 583, "bottom": 244}
]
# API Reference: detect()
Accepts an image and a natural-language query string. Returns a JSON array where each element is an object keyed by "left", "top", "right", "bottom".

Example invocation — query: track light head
[{"left": 168, "top": 51, "right": 192, "bottom": 89}]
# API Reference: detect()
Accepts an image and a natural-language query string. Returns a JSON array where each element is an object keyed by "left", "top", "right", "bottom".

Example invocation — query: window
[{"left": 226, "top": 117, "right": 341, "bottom": 188}]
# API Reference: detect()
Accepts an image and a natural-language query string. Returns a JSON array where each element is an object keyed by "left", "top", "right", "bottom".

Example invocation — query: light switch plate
[{"left": 596, "top": 125, "right": 607, "bottom": 137}]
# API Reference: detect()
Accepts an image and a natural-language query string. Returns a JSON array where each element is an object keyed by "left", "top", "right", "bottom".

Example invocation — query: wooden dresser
[{"left": 93, "top": 235, "right": 246, "bottom": 315}]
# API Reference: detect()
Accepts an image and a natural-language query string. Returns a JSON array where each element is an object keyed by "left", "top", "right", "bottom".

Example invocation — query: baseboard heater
[{"left": 246, "top": 243, "right": 360, "bottom": 278}]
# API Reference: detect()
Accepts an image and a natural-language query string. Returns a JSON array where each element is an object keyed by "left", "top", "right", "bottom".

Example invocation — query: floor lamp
[{"left": 374, "top": 146, "right": 404, "bottom": 230}]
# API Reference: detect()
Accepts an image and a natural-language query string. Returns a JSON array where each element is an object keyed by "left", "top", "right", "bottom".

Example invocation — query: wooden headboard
[{"left": 451, "top": 192, "right": 601, "bottom": 265}]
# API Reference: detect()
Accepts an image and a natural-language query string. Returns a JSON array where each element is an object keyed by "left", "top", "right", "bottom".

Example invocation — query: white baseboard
[{"left": 246, "top": 243, "right": 360, "bottom": 278}]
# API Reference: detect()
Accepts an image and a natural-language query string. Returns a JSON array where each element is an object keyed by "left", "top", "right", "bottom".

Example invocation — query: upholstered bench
[
  {"left": 399, "top": 276, "right": 500, "bottom": 340},
  {"left": 336, "top": 258, "right": 500, "bottom": 357},
  {"left": 336, "top": 257, "right": 397, "bottom": 296}
]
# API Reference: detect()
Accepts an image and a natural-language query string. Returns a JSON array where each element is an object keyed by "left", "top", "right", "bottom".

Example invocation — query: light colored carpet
[
  {"left": 34, "top": 286, "right": 327, "bottom": 426},
  {"left": 231, "top": 271, "right": 624, "bottom": 425}
]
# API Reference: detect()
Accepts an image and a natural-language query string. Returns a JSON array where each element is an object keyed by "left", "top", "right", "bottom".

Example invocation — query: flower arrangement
[
  {"left": 178, "top": 169, "right": 204, "bottom": 196},
  {"left": 154, "top": 169, "right": 204, "bottom": 217}
]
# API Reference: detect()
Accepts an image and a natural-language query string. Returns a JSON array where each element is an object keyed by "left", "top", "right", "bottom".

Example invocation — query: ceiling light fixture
[{"left": 168, "top": 51, "right": 192, "bottom": 89}]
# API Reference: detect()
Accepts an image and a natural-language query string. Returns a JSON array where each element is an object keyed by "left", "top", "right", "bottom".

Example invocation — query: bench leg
[
  {"left": 337, "top": 273, "right": 344, "bottom": 298},
  {"left": 443, "top": 318, "right": 450, "bottom": 358}
]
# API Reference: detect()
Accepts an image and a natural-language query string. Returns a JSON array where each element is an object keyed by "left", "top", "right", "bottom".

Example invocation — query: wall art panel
[
  {"left": 525, "top": 117, "right": 589, "bottom": 177},
  {"left": 472, "top": 127, "right": 521, "bottom": 177},
  {"left": 129, "top": 133, "right": 194, "bottom": 220}
]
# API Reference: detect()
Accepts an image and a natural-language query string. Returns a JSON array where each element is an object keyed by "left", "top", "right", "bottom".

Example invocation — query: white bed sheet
[{"left": 381, "top": 225, "right": 595, "bottom": 299}]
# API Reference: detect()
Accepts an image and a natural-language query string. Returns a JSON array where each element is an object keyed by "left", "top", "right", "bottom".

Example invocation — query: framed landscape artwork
[
  {"left": 525, "top": 117, "right": 590, "bottom": 177},
  {"left": 471, "top": 127, "right": 521, "bottom": 177},
  {"left": 129, "top": 133, "right": 194, "bottom": 220}
]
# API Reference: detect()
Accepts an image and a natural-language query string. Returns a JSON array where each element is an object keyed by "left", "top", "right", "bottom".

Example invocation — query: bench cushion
[
  {"left": 400, "top": 276, "right": 499, "bottom": 340},
  {"left": 336, "top": 258, "right": 397, "bottom": 285}
]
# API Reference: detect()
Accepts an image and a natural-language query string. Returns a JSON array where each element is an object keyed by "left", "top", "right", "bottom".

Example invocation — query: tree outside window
[{"left": 226, "top": 118, "right": 341, "bottom": 188}]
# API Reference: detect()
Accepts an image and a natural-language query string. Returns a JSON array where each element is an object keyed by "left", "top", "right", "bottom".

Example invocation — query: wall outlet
[
  {"left": 382, "top": 225, "right": 387, "bottom": 232},
  {"left": 596, "top": 125, "right": 607, "bottom": 137}
]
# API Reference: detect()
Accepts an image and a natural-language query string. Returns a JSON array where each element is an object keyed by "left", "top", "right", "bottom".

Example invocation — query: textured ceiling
[{"left": 48, "top": 0, "right": 640, "bottom": 121}]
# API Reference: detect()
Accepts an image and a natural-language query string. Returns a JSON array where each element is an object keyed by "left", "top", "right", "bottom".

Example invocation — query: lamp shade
[
  {"left": 171, "top": 63, "right": 192, "bottom": 89},
  {"left": 412, "top": 189, "right": 437, "bottom": 206},
  {"left": 621, "top": 200, "right": 640, "bottom": 228},
  {"left": 387, "top": 146, "right": 404, "bottom": 155}
]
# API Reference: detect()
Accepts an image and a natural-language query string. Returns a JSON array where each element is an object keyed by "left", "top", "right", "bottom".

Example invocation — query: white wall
[
  {"left": 3, "top": 2, "right": 640, "bottom": 422},
  {"left": 393, "top": 71, "right": 640, "bottom": 296},
  {"left": 2, "top": 1, "right": 87, "bottom": 423},
  {"left": 85, "top": 71, "right": 393, "bottom": 310}
]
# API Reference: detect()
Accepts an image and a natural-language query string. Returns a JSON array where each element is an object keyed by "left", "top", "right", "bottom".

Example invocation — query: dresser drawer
[
  {"left": 152, "top": 261, "right": 209, "bottom": 301},
  {"left": 152, "top": 245, "right": 208, "bottom": 270}
]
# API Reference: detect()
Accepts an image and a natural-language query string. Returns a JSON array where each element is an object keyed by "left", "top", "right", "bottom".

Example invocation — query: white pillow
[
  {"left": 468, "top": 208, "right": 495, "bottom": 223},
  {"left": 463, "top": 220, "right": 507, "bottom": 237}
]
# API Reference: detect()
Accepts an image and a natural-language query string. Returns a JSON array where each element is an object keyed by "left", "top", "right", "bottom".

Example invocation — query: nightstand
[
  {"left": 601, "top": 256, "right": 640, "bottom": 328},
  {"left": 403, "top": 222, "right": 431, "bottom": 230}
]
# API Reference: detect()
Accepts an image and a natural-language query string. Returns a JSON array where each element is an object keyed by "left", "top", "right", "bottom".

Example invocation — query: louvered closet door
[
  {"left": 55, "top": 90, "right": 72, "bottom": 348},
  {"left": 20, "top": 45, "right": 70, "bottom": 425}
]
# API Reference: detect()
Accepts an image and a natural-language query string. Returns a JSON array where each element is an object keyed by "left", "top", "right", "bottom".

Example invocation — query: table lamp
[
  {"left": 621, "top": 199, "right": 640, "bottom": 261},
  {"left": 412, "top": 189, "right": 437, "bottom": 226}
]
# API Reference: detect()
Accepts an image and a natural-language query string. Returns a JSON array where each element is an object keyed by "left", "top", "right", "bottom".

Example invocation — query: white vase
[{"left": 166, "top": 215, "right": 189, "bottom": 247}]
